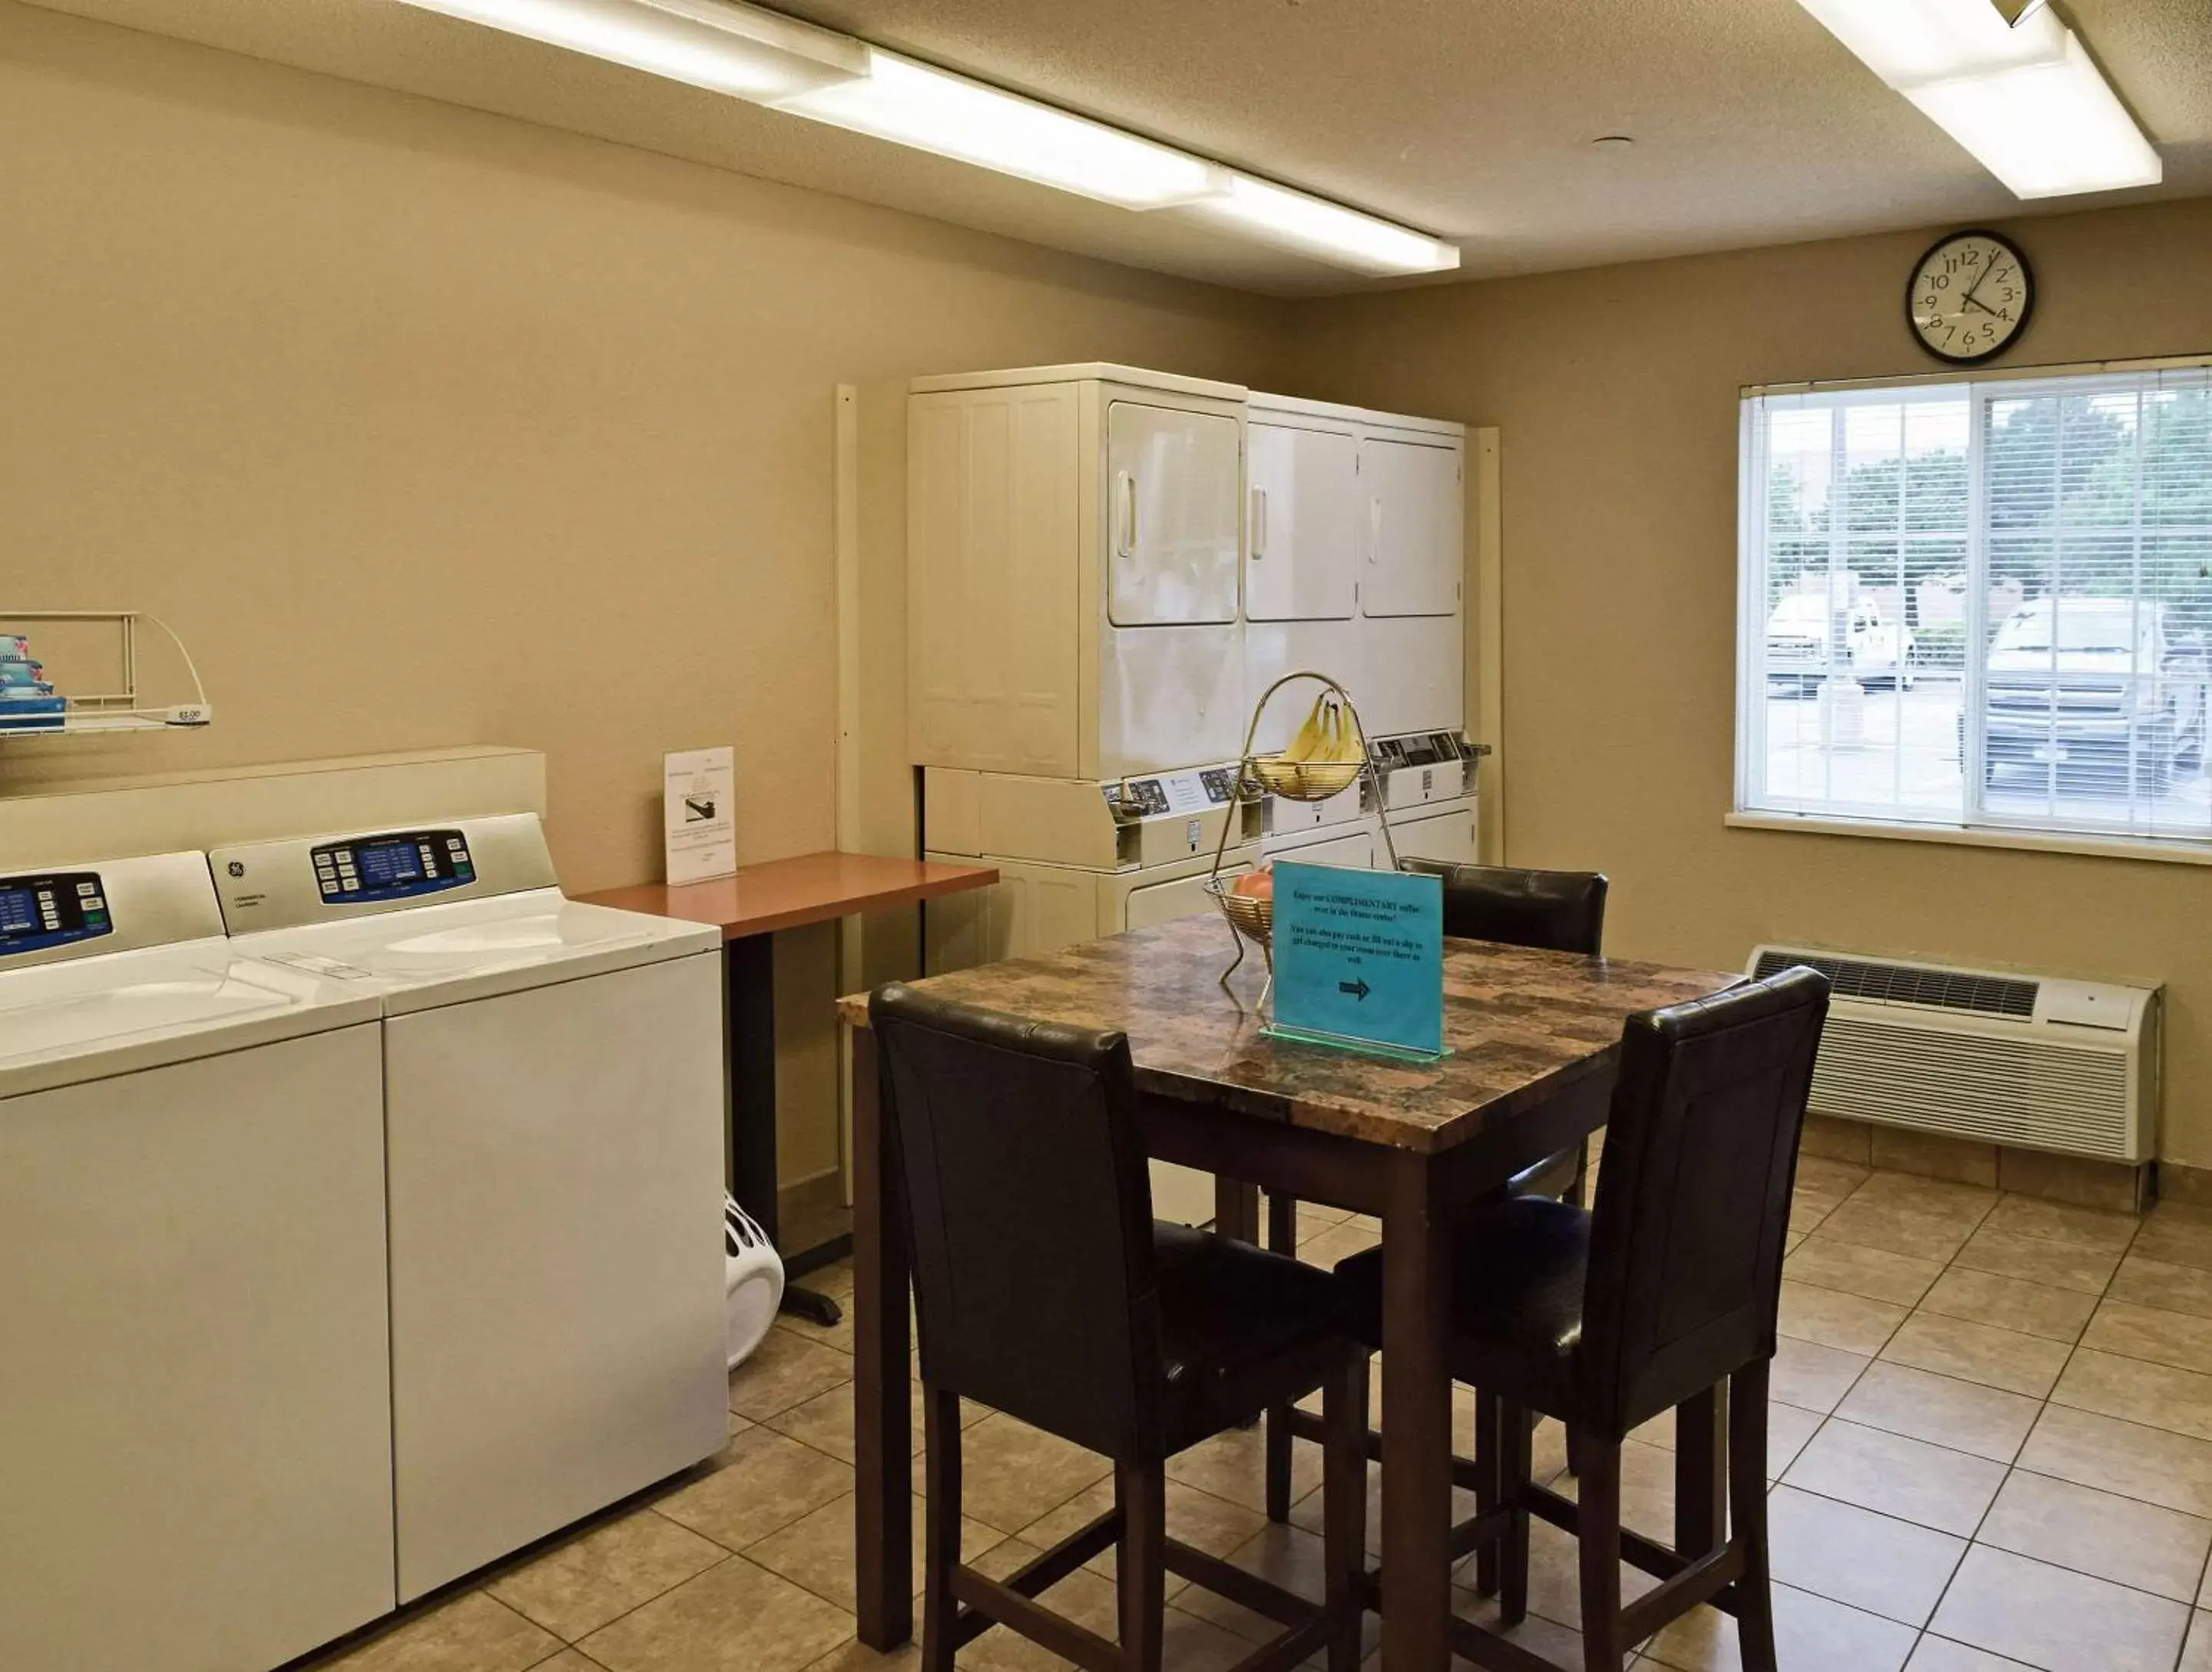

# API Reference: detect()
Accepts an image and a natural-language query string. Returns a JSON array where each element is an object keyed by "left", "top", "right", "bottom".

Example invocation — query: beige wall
[
  {"left": 0, "top": 2, "right": 1280, "bottom": 1190},
  {"left": 13, "top": 0, "right": 2212, "bottom": 1177},
  {"left": 1284, "top": 195, "right": 2212, "bottom": 1164}
]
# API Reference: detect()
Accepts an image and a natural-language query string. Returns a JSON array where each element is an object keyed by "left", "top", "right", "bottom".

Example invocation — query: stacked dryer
[{"left": 908, "top": 365, "right": 1476, "bottom": 1221}]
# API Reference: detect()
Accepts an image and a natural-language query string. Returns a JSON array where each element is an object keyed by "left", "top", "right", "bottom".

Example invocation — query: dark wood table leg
[
  {"left": 1379, "top": 1152, "right": 1452, "bottom": 1672},
  {"left": 1673, "top": 1382, "right": 1728, "bottom": 1561},
  {"left": 851, "top": 1026, "right": 913, "bottom": 1649},
  {"left": 1214, "top": 1177, "right": 1260, "bottom": 1244}
]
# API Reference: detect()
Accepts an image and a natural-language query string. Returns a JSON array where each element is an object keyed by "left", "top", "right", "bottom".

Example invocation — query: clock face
[{"left": 1907, "top": 230, "right": 2034, "bottom": 365}]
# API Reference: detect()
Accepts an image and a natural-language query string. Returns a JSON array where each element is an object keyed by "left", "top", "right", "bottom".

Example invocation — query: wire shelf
[{"left": 0, "top": 611, "right": 212, "bottom": 738}]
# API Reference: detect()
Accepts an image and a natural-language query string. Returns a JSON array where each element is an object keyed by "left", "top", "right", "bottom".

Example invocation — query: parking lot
[{"left": 1759, "top": 676, "right": 2212, "bottom": 832}]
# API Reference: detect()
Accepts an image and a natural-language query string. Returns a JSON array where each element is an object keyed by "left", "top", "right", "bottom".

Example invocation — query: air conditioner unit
[{"left": 1747, "top": 946, "right": 2159, "bottom": 1163}]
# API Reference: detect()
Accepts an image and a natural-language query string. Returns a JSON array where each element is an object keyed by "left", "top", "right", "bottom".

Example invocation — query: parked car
[
  {"left": 1977, "top": 598, "right": 2210, "bottom": 795},
  {"left": 1765, "top": 594, "right": 1916, "bottom": 694}
]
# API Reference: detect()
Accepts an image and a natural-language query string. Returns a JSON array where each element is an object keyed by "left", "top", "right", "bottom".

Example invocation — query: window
[{"left": 1737, "top": 363, "right": 2212, "bottom": 846}]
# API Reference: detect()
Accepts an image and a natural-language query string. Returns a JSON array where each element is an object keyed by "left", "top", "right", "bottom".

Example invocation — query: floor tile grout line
[{"left": 1908, "top": 1186, "right": 2041, "bottom": 1666}]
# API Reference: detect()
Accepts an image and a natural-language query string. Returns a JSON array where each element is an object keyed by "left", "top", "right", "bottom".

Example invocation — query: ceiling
[{"left": 21, "top": 0, "right": 2212, "bottom": 293}]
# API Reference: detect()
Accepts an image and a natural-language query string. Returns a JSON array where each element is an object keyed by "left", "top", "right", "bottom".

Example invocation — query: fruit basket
[
  {"left": 1202, "top": 671, "right": 1398, "bottom": 1001},
  {"left": 1249, "top": 688, "right": 1365, "bottom": 803}
]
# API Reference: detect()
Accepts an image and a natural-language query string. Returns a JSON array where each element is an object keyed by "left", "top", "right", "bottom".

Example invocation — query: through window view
[{"left": 1740, "top": 369, "right": 2212, "bottom": 842}]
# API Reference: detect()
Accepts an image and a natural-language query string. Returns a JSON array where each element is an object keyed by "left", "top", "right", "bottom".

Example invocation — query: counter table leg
[
  {"left": 1378, "top": 1153, "right": 1451, "bottom": 1672},
  {"left": 851, "top": 1025, "right": 914, "bottom": 1650},
  {"left": 728, "top": 931, "right": 842, "bottom": 1326}
]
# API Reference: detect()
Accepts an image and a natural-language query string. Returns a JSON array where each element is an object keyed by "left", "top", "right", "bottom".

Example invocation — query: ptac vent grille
[{"left": 1753, "top": 950, "right": 2038, "bottom": 1019}]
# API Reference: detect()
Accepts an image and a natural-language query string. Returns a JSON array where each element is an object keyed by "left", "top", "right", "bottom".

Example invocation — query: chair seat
[
  {"left": 1154, "top": 1221, "right": 1350, "bottom": 1452},
  {"left": 1334, "top": 1196, "right": 1592, "bottom": 1419}
]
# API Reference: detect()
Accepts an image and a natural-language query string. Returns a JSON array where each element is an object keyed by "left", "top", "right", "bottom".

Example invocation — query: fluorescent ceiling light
[
  {"left": 1192, "top": 175, "right": 1461, "bottom": 276},
  {"left": 774, "top": 49, "right": 1224, "bottom": 209},
  {"left": 1792, "top": 0, "right": 2159, "bottom": 198},
  {"left": 1906, "top": 31, "right": 2163, "bottom": 198},
  {"left": 389, "top": 0, "right": 1462, "bottom": 271},
  {"left": 1794, "top": 0, "right": 2067, "bottom": 86},
  {"left": 394, "top": 0, "right": 865, "bottom": 101}
]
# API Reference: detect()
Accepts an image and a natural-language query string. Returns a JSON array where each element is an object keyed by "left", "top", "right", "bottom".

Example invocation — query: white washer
[
  {"left": 213, "top": 813, "right": 728, "bottom": 1601},
  {"left": 0, "top": 852, "right": 394, "bottom": 1672}
]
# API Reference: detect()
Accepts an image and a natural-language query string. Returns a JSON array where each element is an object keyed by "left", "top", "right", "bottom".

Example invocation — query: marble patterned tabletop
[{"left": 839, "top": 915, "right": 1739, "bottom": 1153}]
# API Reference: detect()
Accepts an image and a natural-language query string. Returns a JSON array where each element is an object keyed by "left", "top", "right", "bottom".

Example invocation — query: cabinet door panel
[
  {"left": 1247, "top": 422, "right": 1358, "bottom": 622},
  {"left": 1363, "top": 438, "right": 1462, "bottom": 617},
  {"left": 1107, "top": 401, "right": 1240, "bottom": 626},
  {"left": 1390, "top": 804, "right": 1479, "bottom": 866}
]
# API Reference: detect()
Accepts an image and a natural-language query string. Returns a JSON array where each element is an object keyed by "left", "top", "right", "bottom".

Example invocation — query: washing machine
[
  {"left": 211, "top": 813, "right": 729, "bottom": 1602},
  {"left": 0, "top": 852, "right": 394, "bottom": 1672}
]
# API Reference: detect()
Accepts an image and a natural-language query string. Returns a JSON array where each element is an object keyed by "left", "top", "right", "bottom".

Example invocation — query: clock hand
[{"left": 1961, "top": 257, "right": 2004, "bottom": 314}]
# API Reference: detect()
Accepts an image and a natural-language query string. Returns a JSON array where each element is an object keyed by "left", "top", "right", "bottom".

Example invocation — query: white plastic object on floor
[{"left": 726, "top": 1196, "right": 786, "bottom": 1368}]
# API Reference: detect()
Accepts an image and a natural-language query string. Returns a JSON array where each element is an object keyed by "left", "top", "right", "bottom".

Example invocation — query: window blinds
[{"left": 1738, "top": 363, "right": 2212, "bottom": 843}]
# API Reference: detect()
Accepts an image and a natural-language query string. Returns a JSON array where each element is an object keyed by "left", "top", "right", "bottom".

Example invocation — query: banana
[
  {"left": 1275, "top": 690, "right": 1365, "bottom": 769},
  {"left": 1281, "top": 694, "right": 1330, "bottom": 763}
]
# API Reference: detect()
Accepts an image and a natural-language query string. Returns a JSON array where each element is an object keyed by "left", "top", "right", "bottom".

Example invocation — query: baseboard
[
  {"left": 1802, "top": 1114, "right": 2151, "bottom": 1213},
  {"left": 778, "top": 1170, "right": 852, "bottom": 1263}
]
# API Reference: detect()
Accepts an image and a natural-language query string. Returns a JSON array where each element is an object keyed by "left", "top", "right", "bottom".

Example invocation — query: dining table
[{"left": 839, "top": 913, "right": 1741, "bottom": 1672}]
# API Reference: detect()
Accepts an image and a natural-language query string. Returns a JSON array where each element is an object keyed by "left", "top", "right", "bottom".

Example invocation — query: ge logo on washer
[{"left": 227, "top": 862, "right": 246, "bottom": 879}]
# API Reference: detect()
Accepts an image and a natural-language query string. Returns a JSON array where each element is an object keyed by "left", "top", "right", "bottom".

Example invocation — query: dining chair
[
  {"left": 1333, "top": 965, "right": 1830, "bottom": 1672},
  {"left": 1259, "top": 861, "right": 1610, "bottom": 1523},
  {"left": 870, "top": 983, "right": 1373, "bottom": 1672}
]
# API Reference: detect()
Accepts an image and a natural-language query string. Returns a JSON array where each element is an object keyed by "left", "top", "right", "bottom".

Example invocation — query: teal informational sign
[{"left": 1269, "top": 862, "right": 1446, "bottom": 1060}]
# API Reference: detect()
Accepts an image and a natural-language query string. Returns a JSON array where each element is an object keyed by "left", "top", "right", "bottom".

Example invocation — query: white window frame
[{"left": 1733, "top": 353, "right": 2212, "bottom": 865}]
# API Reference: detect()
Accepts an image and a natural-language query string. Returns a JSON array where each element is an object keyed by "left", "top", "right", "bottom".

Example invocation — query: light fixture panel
[
  {"left": 1790, "top": 0, "right": 2159, "bottom": 199},
  {"left": 776, "top": 50, "right": 1226, "bottom": 209},
  {"left": 1192, "top": 176, "right": 1460, "bottom": 276},
  {"left": 1793, "top": 0, "right": 2066, "bottom": 88},
  {"left": 390, "top": 0, "right": 1461, "bottom": 273},
  {"left": 1905, "top": 31, "right": 2164, "bottom": 198},
  {"left": 396, "top": 0, "right": 865, "bottom": 101}
]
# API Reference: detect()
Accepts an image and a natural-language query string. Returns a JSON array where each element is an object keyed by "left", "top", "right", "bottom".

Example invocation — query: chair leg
[
  {"left": 1263, "top": 1191, "right": 1299, "bottom": 1523},
  {"left": 921, "top": 1386, "right": 962, "bottom": 1672},
  {"left": 1323, "top": 1351, "right": 1371, "bottom": 1672},
  {"left": 1117, "top": 1460, "right": 1167, "bottom": 1672},
  {"left": 1564, "top": 1137, "right": 1590, "bottom": 1208},
  {"left": 1730, "top": 1363, "right": 1778, "bottom": 1672},
  {"left": 1575, "top": 1435, "right": 1624, "bottom": 1672},
  {"left": 1472, "top": 1389, "right": 1502, "bottom": 1597},
  {"left": 1498, "top": 1399, "right": 1533, "bottom": 1628}
]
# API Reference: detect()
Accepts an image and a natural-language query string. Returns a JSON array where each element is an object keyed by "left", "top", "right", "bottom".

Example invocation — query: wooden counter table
[
  {"left": 839, "top": 915, "right": 1739, "bottom": 1672},
  {"left": 582, "top": 852, "right": 995, "bottom": 1319}
]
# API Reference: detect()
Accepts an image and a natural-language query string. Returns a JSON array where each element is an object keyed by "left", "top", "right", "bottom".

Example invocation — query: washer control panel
[
  {"left": 310, "top": 830, "right": 475, "bottom": 905},
  {"left": 0, "top": 871, "right": 113, "bottom": 959}
]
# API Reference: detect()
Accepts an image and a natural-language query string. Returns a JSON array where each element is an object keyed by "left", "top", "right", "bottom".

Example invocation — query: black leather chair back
[
  {"left": 1576, "top": 967, "right": 1829, "bottom": 1438},
  {"left": 1399, "top": 861, "right": 1608, "bottom": 955},
  {"left": 870, "top": 983, "right": 1162, "bottom": 1462}
]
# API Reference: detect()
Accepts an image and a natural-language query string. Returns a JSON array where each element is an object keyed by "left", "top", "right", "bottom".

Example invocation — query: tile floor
[{"left": 297, "top": 1168, "right": 2212, "bottom": 1672}]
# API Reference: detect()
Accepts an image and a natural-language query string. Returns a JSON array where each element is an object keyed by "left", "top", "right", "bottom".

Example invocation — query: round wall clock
[{"left": 1906, "top": 229, "right": 2035, "bottom": 364}]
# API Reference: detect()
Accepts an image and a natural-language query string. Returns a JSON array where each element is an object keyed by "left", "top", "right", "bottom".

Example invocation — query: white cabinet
[
  {"left": 1246, "top": 421, "right": 1358, "bottom": 622},
  {"left": 1108, "top": 402, "right": 1241, "bottom": 627},
  {"left": 1363, "top": 436, "right": 1462, "bottom": 617}
]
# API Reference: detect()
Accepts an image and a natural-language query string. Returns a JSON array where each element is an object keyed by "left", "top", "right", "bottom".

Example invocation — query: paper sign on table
[
  {"left": 664, "top": 747, "right": 737, "bottom": 885},
  {"left": 1270, "top": 861, "right": 1445, "bottom": 1059}
]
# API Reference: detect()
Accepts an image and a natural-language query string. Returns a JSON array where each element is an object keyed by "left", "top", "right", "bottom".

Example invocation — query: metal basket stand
[{"left": 1202, "top": 670, "right": 1401, "bottom": 1011}]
